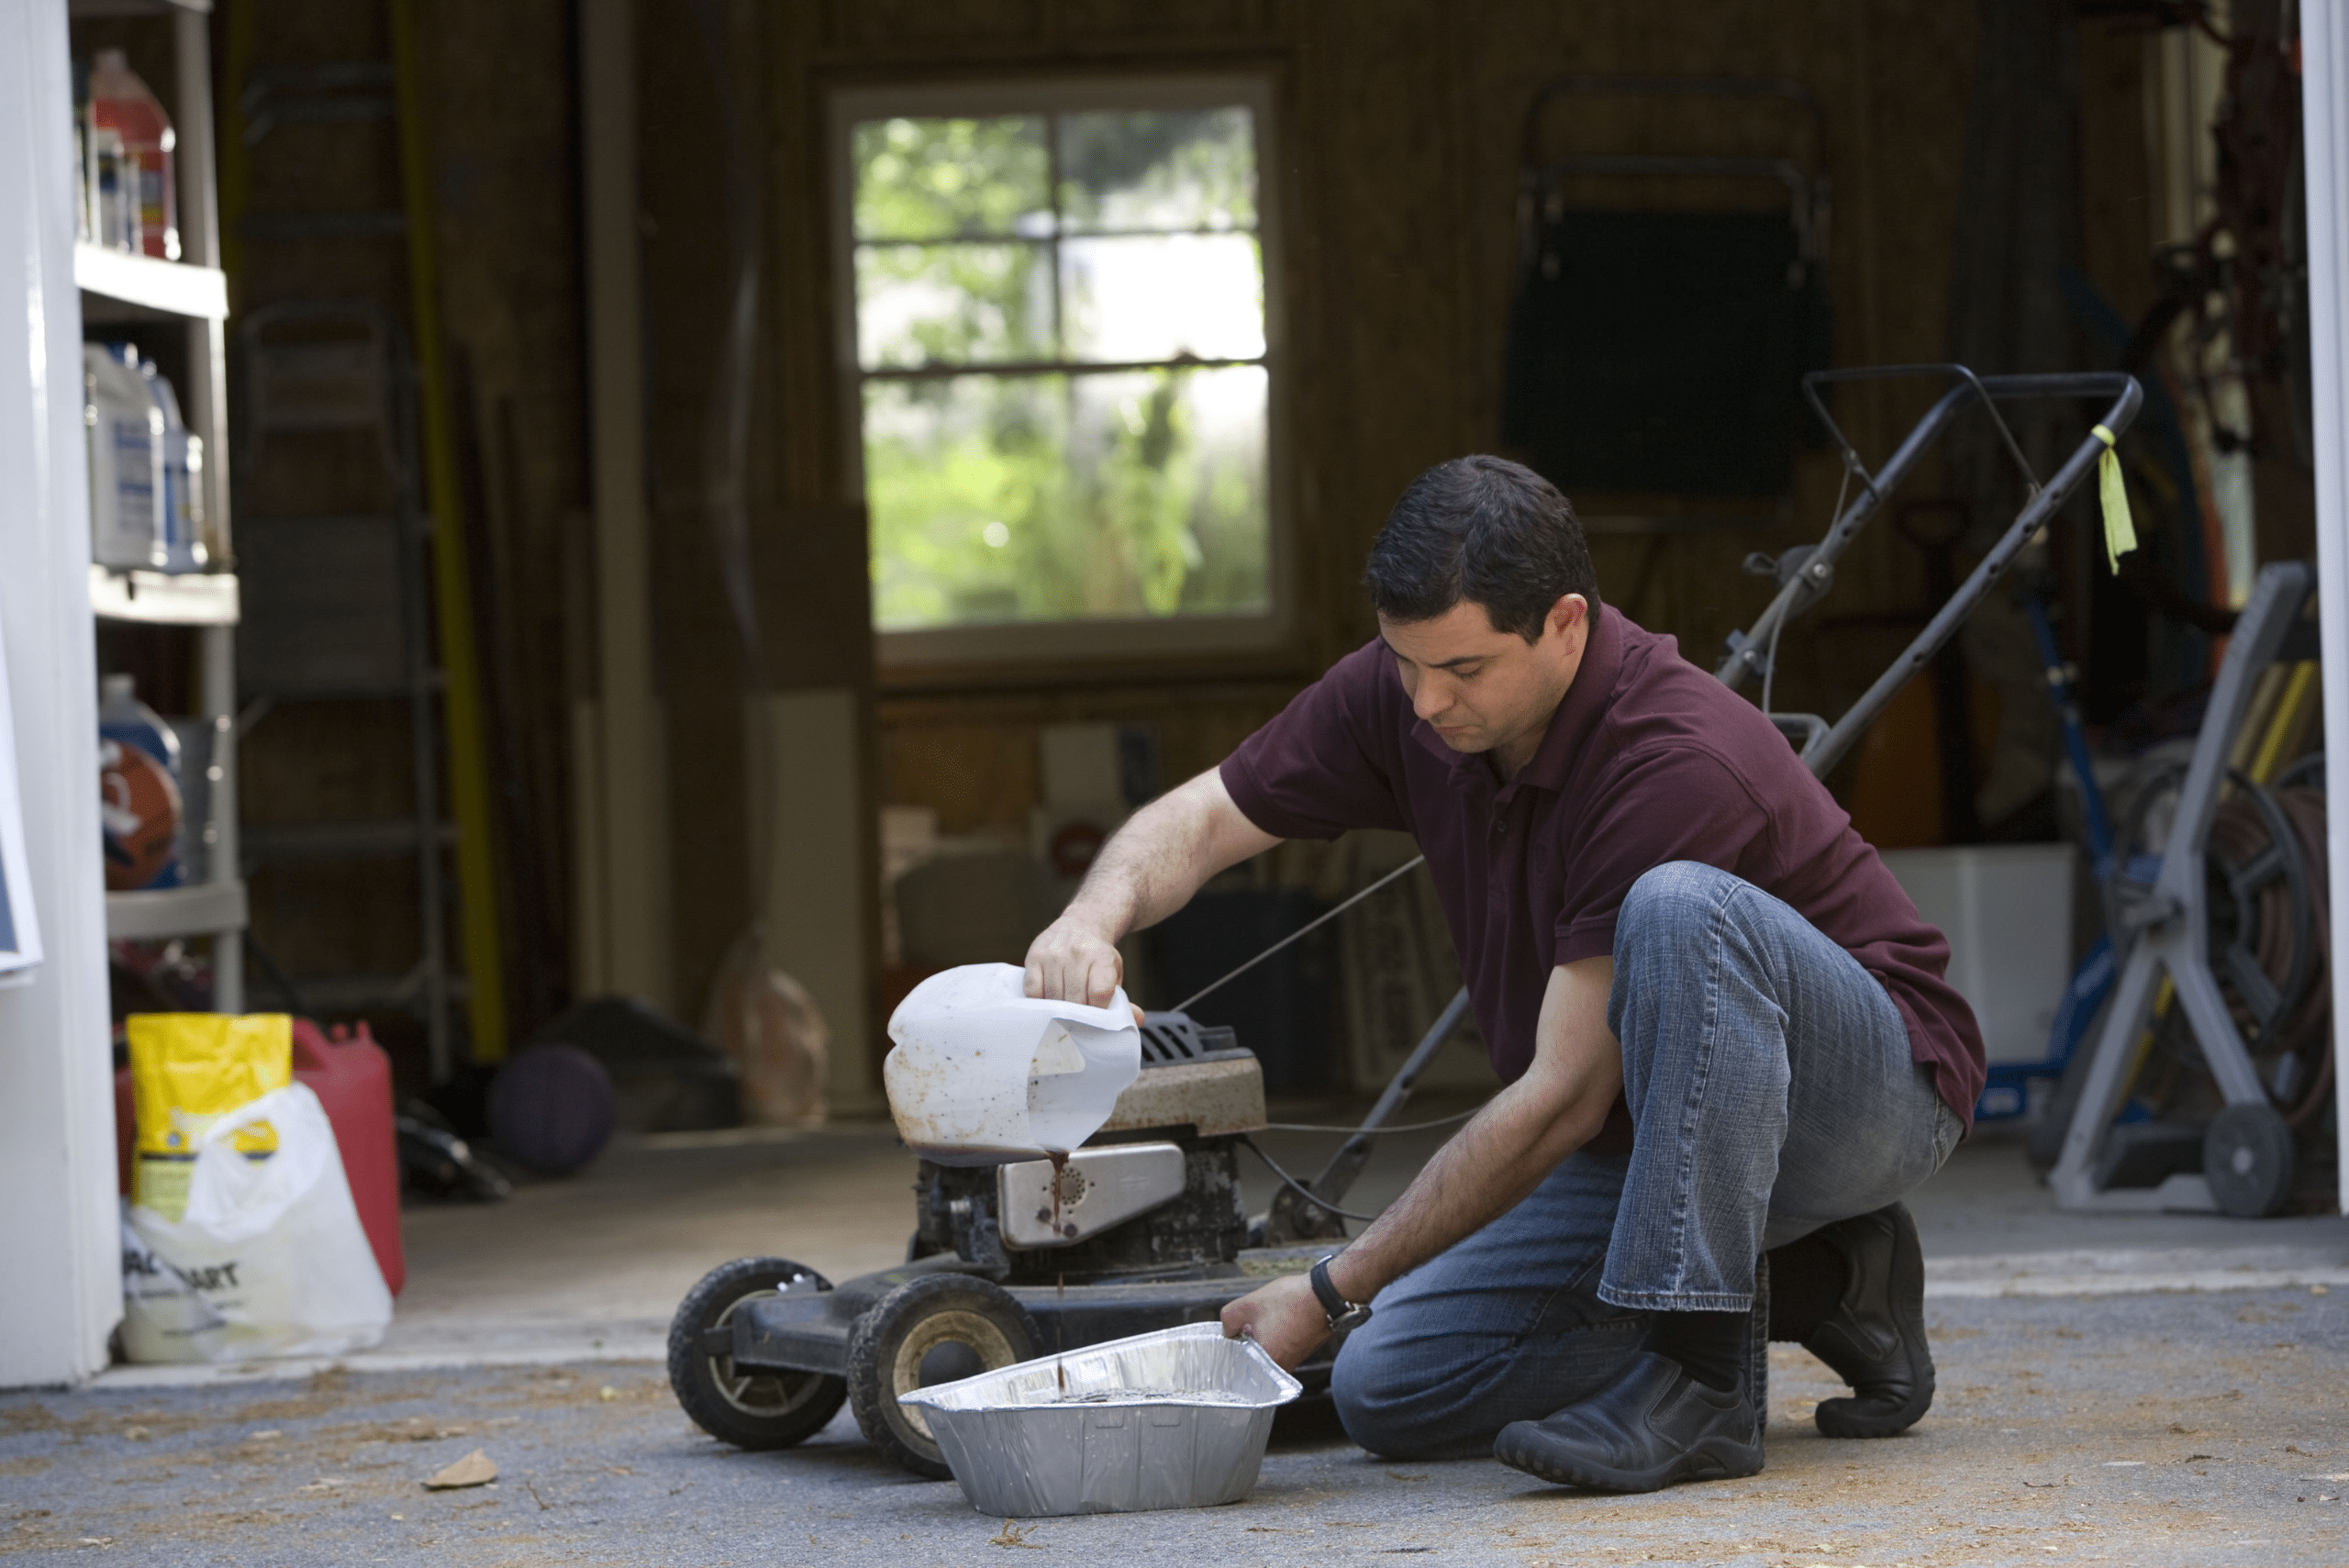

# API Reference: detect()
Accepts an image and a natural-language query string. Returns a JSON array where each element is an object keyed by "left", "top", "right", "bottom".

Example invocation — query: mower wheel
[
  {"left": 847, "top": 1273, "right": 1042, "bottom": 1479},
  {"left": 667, "top": 1256, "right": 848, "bottom": 1451}
]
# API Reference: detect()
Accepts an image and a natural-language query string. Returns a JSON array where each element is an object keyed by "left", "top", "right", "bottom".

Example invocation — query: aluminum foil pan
[{"left": 899, "top": 1322, "right": 1303, "bottom": 1517}]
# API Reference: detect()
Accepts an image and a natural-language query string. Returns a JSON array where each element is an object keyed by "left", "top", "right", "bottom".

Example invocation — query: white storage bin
[{"left": 1877, "top": 844, "right": 2076, "bottom": 1066}]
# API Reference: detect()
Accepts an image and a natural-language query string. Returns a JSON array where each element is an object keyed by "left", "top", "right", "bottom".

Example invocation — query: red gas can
[
  {"left": 295, "top": 1020, "right": 404, "bottom": 1296},
  {"left": 113, "top": 1017, "right": 406, "bottom": 1296}
]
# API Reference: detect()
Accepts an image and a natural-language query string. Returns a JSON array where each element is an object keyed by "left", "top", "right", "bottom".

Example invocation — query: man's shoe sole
[
  {"left": 1814, "top": 1371, "right": 1933, "bottom": 1439},
  {"left": 1494, "top": 1424, "right": 1763, "bottom": 1495}
]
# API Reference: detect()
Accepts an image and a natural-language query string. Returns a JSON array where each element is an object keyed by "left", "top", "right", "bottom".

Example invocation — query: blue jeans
[{"left": 1330, "top": 862, "right": 1962, "bottom": 1460}]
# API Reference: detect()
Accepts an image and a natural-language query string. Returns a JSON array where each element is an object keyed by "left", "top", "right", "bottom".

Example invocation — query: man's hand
[
  {"left": 1219, "top": 1272, "right": 1330, "bottom": 1370},
  {"left": 1020, "top": 769, "right": 1282, "bottom": 1006},
  {"left": 1023, "top": 914, "right": 1124, "bottom": 1006}
]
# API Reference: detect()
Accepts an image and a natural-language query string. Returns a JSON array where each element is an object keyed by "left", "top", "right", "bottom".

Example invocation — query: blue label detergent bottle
[{"left": 98, "top": 673, "right": 183, "bottom": 891}]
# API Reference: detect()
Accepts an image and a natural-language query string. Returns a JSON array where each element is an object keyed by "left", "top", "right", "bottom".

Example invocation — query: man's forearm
[
  {"left": 1027, "top": 768, "right": 1279, "bottom": 1006},
  {"left": 1063, "top": 770, "right": 1273, "bottom": 941},
  {"left": 1323, "top": 955, "right": 1622, "bottom": 1305},
  {"left": 1321, "top": 1068, "right": 1609, "bottom": 1304}
]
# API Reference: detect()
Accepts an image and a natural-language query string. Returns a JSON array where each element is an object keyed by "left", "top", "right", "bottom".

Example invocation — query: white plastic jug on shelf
[
  {"left": 141, "top": 357, "right": 207, "bottom": 573},
  {"left": 884, "top": 962, "right": 1141, "bottom": 1164},
  {"left": 84, "top": 342, "right": 165, "bottom": 571}
]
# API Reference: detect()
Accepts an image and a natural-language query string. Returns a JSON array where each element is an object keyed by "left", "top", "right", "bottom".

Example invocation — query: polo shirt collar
[
  {"left": 1406, "top": 602, "right": 1621, "bottom": 799},
  {"left": 1512, "top": 602, "right": 1619, "bottom": 795}
]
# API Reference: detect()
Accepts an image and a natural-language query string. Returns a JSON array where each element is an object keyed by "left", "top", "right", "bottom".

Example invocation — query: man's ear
[{"left": 1546, "top": 593, "right": 1589, "bottom": 644}]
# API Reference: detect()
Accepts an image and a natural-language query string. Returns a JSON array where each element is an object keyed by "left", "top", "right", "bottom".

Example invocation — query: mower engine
[{"left": 910, "top": 1013, "right": 1266, "bottom": 1279}]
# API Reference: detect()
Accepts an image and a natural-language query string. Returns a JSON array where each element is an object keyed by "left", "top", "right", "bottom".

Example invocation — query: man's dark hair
[{"left": 1363, "top": 455, "right": 1600, "bottom": 641}]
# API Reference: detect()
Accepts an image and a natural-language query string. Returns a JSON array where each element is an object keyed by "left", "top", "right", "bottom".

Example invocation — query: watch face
[{"left": 1332, "top": 1305, "right": 1373, "bottom": 1333}]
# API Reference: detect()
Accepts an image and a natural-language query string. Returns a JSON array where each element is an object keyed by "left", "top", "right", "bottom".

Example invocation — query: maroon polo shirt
[{"left": 1220, "top": 603, "right": 1986, "bottom": 1132}]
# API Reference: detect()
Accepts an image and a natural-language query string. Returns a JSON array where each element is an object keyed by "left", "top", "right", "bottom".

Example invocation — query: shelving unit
[
  {"left": 71, "top": 241, "right": 227, "bottom": 320},
  {"left": 72, "top": 0, "right": 244, "bottom": 1010},
  {"left": 84, "top": 562, "right": 238, "bottom": 624}
]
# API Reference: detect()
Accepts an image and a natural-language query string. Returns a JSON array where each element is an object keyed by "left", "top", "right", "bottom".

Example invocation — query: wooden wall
[
  {"left": 112, "top": 0, "right": 2211, "bottom": 1108},
  {"left": 706, "top": 1, "right": 2143, "bottom": 823},
  {"left": 592, "top": 0, "right": 2171, "bottom": 1033},
  {"left": 220, "top": 0, "right": 2165, "bottom": 1067}
]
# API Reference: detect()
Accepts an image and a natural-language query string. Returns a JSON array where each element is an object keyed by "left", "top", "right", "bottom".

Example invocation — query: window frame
[{"left": 827, "top": 73, "right": 1291, "bottom": 673}]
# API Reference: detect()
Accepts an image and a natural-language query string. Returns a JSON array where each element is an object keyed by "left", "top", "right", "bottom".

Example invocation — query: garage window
[{"left": 833, "top": 80, "right": 1281, "bottom": 666}]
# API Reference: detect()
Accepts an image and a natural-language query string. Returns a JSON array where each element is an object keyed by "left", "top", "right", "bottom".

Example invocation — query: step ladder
[
  {"left": 223, "top": 28, "right": 511, "bottom": 1078},
  {"left": 232, "top": 298, "right": 455, "bottom": 1076}
]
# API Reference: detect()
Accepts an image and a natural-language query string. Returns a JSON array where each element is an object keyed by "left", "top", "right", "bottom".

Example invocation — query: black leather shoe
[
  {"left": 1799, "top": 1201, "right": 1934, "bottom": 1438},
  {"left": 1493, "top": 1352, "right": 1763, "bottom": 1494}
]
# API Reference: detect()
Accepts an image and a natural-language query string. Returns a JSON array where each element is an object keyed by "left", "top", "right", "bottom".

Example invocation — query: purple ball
[{"left": 487, "top": 1043, "right": 618, "bottom": 1176}]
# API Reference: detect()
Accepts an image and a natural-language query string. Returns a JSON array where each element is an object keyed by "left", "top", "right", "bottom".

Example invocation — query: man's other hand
[
  {"left": 1219, "top": 1273, "right": 1330, "bottom": 1370},
  {"left": 1023, "top": 915, "right": 1124, "bottom": 1007}
]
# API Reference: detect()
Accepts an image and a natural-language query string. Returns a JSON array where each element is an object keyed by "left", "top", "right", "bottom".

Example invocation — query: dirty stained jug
[{"left": 884, "top": 963, "right": 1141, "bottom": 1164}]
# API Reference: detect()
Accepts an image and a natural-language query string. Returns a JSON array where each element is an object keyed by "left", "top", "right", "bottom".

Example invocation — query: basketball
[{"left": 487, "top": 1043, "right": 618, "bottom": 1176}]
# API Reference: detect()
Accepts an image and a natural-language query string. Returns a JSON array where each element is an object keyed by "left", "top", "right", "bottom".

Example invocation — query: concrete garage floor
[{"left": 7, "top": 1110, "right": 2349, "bottom": 1565}]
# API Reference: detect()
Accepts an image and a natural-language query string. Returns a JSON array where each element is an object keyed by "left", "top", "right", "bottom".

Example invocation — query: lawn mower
[
  {"left": 665, "top": 365, "right": 2144, "bottom": 1480},
  {"left": 664, "top": 1004, "right": 1442, "bottom": 1478}
]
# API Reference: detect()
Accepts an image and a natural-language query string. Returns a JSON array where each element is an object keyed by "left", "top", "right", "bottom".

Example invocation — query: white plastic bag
[
  {"left": 120, "top": 1083, "right": 392, "bottom": 1362},
  {"left": 884, "top": 962, "right": 1141, "bottom": 1164}
]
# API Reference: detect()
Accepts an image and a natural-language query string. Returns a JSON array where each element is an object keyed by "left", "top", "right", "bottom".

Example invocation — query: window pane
[
  {"left": 853, "top": 116, "right": 1051, "bottom": 241},
  {"left": 1057, "top": 108, "right": 1256, "bottom": 232},
  {"left": 856, "top": 242, "right": 1052, "bottom": 368},
  {"left": 864, "top": 376, "right": 1066, "bottom": 628},
  {"left": 1060, "top": 234, "right": 1264, "bottom": 362},
  {"left": 865, "top": 366, "right": 1269, "bottom": 629}
]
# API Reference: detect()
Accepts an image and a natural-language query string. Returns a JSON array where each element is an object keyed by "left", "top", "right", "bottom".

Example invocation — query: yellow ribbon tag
[{"left": 2092, "top": 424, "right": 2136, "bottom": 572}]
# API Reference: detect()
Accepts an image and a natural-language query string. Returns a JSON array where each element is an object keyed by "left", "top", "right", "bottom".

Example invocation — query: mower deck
[{"left": 721, "top": 1247, "right": 1337, "bottom": 1385}]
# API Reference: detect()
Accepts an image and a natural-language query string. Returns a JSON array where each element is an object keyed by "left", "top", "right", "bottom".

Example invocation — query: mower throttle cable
[
  {"left": 1169, "top": 854, "right": 1429, "bottom": 1013},
  {"left": 1261, "top": 1105, "right": 1489, "bottom": 1136},
  {"left": 1239, "top": 1135, "right": 1387, "bottom": 1224}
]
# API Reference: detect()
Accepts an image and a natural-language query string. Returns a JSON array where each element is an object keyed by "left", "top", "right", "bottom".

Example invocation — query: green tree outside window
[{"left": 852, "top": 108, "right": 1271, "bottom": 632}]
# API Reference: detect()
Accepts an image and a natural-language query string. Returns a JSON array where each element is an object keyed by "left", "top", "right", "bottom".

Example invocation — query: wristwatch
[{"left": 1308, "top": 1254, "right": 1373, "bottom": 1334}]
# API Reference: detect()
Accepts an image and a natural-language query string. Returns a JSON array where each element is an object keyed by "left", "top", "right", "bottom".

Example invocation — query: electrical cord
[{"left": 1238, "top": 1135, "right": 1386, "bottom": 1224}]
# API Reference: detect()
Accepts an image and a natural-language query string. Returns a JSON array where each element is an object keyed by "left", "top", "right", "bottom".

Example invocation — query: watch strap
[{"left": 1308, "top": 1255, "right": 1353, "bottom": 1320}]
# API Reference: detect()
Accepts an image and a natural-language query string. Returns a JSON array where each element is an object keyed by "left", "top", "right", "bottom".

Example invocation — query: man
[{"left": 1023, "top": 456, "right": 1979, "bottom": 1493}]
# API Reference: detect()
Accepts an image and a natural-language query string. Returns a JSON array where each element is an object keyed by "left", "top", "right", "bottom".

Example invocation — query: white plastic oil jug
[
  {"left": 883, "top": 963, "right": 1141, "bottom": 1164},
  {"left": 142, "top": 357, "right": 206, "bottom": 573},
  {"left": 84, "top": 342, "right": 166, "bottom": 570}
]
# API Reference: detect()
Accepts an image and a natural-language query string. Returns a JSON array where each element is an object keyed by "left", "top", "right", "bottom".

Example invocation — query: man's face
[{"left": 1377, "top": 595, "right": 1590, "bottom": 762}]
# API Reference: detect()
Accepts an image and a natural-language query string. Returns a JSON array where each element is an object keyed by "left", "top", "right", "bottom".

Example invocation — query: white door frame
[
  {"left": 2299, "top": 4, "right": 2349, "bottom": 1213},
  {"left": 0, "top": 0, "right": 123, "bottom": 1385}
]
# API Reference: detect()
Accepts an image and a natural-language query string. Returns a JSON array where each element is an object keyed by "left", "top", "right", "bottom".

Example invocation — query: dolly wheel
[
  {"left": 667, "top": 1256, "right": 848, "bottom": 1451},
  {"left": 847, "top": 1273, "right": 1041, "bottom": 1480},
  {"left": 2205, "top": 1103, "right": 2296, "bottom": 1218}
]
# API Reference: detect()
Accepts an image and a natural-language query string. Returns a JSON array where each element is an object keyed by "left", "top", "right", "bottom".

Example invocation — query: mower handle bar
[
  {"left": 1274, "top": 367, "right": 2140, "bottom": 1227},
  {"left": 1712, "top": 366, "right": 2143, "bottom": 781}
]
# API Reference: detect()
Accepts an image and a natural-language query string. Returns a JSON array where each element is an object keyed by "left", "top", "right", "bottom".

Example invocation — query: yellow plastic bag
[{"left": 127, "top": 1014, "right": 291, "bottom": 1223}]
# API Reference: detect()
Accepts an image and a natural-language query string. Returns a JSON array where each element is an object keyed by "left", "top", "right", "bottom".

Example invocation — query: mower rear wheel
[
  {"left": 847, "top": 1273, "right": 1042, "bottom": 1479},
  {"left": 668, "top": 1256, "right": 848, "bottom": 1451}
]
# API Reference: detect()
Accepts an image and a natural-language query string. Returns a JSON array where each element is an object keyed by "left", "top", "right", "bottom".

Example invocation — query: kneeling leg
[{"left": 1330, "top": 1152, "right": 1642, "bottom": 1460}]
